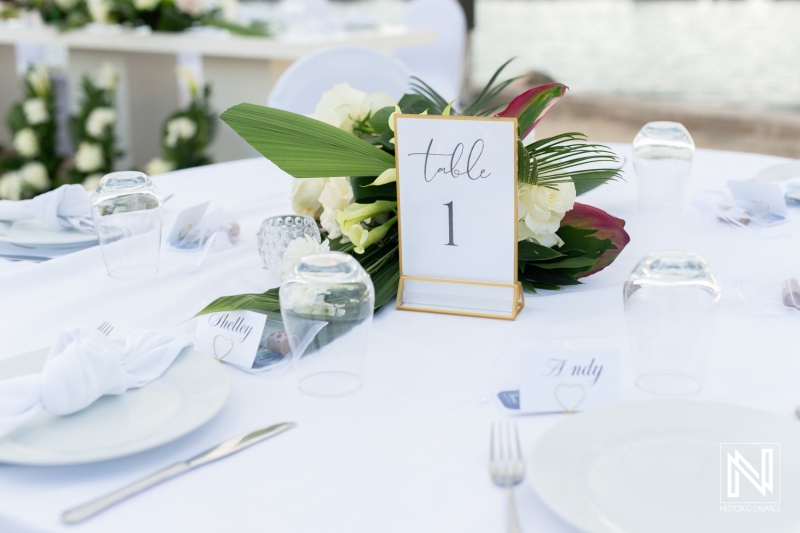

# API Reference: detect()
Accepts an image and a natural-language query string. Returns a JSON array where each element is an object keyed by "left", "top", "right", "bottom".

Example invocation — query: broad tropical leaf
[{"left": 221, "top": 103, "right": 395, "bottom": 178}]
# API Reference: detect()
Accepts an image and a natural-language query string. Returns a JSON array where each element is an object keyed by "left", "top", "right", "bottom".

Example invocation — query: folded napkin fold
[
  {"left": 0, "top": 184, "right": 94, "bottom": 232},
  {"left": 0, "top": 326, "right": 192, "bottom": 439}
]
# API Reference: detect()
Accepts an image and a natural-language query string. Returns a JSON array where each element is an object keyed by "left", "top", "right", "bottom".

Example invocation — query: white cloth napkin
[
  {"left": 0, "top": 184, "right": 94, "bottom": 232},
  {"left": 0, "top": 326, "right": 192, "bottom": 439}
]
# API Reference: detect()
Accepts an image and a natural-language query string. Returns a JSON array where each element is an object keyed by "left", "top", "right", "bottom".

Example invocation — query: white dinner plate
[
  {"left": 0, "top": 219, "right": 98, "bottom": 249},
  {"left": 0, "top": 346, "right": 229, "bottom": 465},
  {"left": 529, "top": 401, "right": 800, "bottom": 533}
]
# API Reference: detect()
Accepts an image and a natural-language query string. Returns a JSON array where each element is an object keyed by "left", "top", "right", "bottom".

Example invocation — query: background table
[
  {"left": 0, "top": 144, "right": 798, "bottom": 533},
  {"left": 0, "top": 25, "right": 434, "bottom": 166}
]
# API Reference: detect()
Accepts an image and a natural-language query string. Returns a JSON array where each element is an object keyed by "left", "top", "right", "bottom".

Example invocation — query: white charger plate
[
  {"left": 0, "top": 220, "right": 97, "bottom": 249},
  {"left": 530, "top": 401, "right": 800, "bottom": 533},
  {"left": 0, "top": 346, "right": 229, "bottom": 465}
]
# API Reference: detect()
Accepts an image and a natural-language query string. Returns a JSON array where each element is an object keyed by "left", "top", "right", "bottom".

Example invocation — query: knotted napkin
[
  {"left": 0, "top": 326, "right": 192, "bottom": 439},
  {"left": 0, "top": 184, "right": 94, "bottom": 232}
]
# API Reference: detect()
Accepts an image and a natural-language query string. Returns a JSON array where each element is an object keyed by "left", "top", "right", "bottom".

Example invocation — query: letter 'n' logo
[{"left": 720, "top": 443, "right": 780, "bottom": 504}]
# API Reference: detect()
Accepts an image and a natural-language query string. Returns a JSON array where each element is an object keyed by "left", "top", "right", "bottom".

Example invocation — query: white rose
[
  {"left": 13, "top": 128, "right": 39, "bottom": 158},
  {"left": 278, "top": 236, "right": 330, "bottom": 278},
  {"left": 134, "top": 0, "right": 160, "bottom": 10},
  {"left": 175, "top": 0, "right": 206, "bottom": 16},
  {"left": 0, "top": 172, "right": 22, "bottom": 201},
  {"left": 95, "top": 62, "right": 117, "bottom": 91},
  {"left": 75, "top": 142, "right": 105, "bottom": 173},
  {"left": 290, "top": 178, "right": 326, "bottom": 218},
  {"left": 19, "top": 161, "right": 49, "bottom": 191},
  {"left": 359, "top": 92, "right": 396, "bottom": 118},
  {"left": 318, "top": 177, "right": 353, "bottom": 238},
  {"left": 145, "top": 157, "right": 176, "bottom": 176},
  {"left": 54, "top": 0, "right": 79, "bottom": 9},
  {"left": 26, "top": 66, "right": 50, "bottom": 97},
  {"left": 88, "top": 0, "right": 112, "bottom": 24},
  {"left": 86, "top": 107, "right": 117, "bottom": 138},
  {"left": 83, "top": 173, "right": 104, "bottom": 191},
  {"left": 312, "top": 83, "right": 367, "bottom": 133},
  {"left": 165, "top": 117, "right": 197, "bottom": 147},
  {"left": 22, "top": 98, "right": 49, "bottom": 126},
  {"left": 517, "top": 181, "right": 576, "bottom": 248}
]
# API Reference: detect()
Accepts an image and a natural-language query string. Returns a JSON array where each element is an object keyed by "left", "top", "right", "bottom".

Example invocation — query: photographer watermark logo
[{"left": 720, "top": 443, "right": 781, "bottom": 512}]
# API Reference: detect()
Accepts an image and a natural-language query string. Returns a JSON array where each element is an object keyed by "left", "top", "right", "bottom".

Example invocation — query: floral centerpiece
[
  {"left": 198, "top": 61, "right": 630, "bottom": 317},
  {"left": 9, "top": 0, "right": 269, "bottom": 35},
  {"left": 0, "top": 66, "right": 60, "bottom": 200}
]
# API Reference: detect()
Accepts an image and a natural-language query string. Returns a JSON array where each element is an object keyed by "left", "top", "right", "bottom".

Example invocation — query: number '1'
[{"left": 444, "top": 201, "right": 457, "bottom": 246}]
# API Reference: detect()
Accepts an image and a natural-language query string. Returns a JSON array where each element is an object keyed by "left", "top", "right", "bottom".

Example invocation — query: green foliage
[
  {"left": 67, "top": 70, "right": 122, "bottom": 186},
  {"left": 159, "top": 84, "right": 217, "bottom": 170},
  {"left": 1, "top": 66, "right": 62, "bottom": 199},
  {"left": 220, "top": 103, "right": 395, "bottom": 178}
]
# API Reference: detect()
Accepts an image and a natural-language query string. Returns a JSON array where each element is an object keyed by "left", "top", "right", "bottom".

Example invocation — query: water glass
[
  {"left": 257, "top": 215, "right": 321, "bottom": 277},
  {"left": 280, "top": 251, "right": 374, "bottom": 396},
  {"left": 623, "top": 251, "right": 721, "bottom": 395},
  {"left": 91, "top": 171, "right": 162, "bottom": 278},
  {"left": 633, "top": 121, "right": 695, "bottom": 212}
]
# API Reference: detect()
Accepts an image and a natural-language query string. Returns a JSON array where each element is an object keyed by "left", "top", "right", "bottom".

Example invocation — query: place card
[
  {"left": 727, "top": 180, "right": 788, "bottom": 220},
  {"left": 518, "top": 349, "right": 621, "bottom": 414},
  {"left": 194, "top": 310, "right": 267, "bottom": 369},
  {"left": 393, "top": 115, "right": 523, "bottom": 320},
  {"left": 168, "top": 201, "right": 209, "bottom": 248}
]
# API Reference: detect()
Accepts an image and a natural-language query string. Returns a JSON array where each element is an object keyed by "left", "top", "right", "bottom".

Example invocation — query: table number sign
[{"left": 393, "top": 115, "right": 524, "bottom": 319}]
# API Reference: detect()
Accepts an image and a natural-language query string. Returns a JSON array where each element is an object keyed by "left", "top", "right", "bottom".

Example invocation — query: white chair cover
[
  {"left": 394, "top": 0, "right": 467, "bottom": 103},
  {"left": 267, "top": 46, "right": 413, "bottom": 115}
]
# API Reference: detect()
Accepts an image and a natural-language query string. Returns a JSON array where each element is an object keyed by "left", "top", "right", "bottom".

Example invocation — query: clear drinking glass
[
  {"left": 91, "top": 171, "right": 162, "bottom": 278},
  {"left": 257, "top": 215, "right": 321, "bottom": 276},
  {"left": 280, "top": 251, "right": 374, "bottom": 396},
  {"left": 633, "top": 121, "right": 695, "bottom": 212},
  {"left": 624, "top": 251, "right": 721, "bottom": 395}
]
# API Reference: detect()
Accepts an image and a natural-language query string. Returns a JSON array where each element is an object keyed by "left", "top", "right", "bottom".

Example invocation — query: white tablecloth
[{"left": 1, "top": 145, "right": 798, "bottom": 533}]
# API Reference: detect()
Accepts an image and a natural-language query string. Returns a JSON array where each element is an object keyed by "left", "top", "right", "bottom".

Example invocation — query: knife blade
[{"left": 62, "top": 422, "right": 296, "bottom": 524}]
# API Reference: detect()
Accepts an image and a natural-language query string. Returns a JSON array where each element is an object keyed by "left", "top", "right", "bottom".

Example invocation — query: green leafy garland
[
  {"left": 145, "top": 78, "right": 216, "bottom": 175},
  {"left": 196, "top": 62, "right": 630, "bottom": 317},
  {"left": 0, "top": 66, "right": 61, "bottom": 200},
  {"left": 68, "top": 62, "right": 123, "bottom": 189}
]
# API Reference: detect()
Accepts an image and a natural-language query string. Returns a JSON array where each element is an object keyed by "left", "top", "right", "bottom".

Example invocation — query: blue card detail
[{"left": 497, "top": 390, "right": 520, "bottom": 410}]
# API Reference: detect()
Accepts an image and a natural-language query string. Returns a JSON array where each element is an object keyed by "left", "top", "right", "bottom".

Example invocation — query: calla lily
[
  {"left": 335, "top": 200, "right": 396, "bottom": 233},
  {"left": 496, "top": 82, "right": 568, "bottom": 139},
  {"left": 370, "top": 168, "right": 396, "bottom": 186},
  {"left": 348, "top": 216, "right": 398, "bottom": 254},
  {"left": 559, "top": 202, "right": 630, "bottom": 277}
]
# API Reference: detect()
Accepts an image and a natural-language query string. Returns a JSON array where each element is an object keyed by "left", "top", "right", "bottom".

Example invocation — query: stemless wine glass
[
  {"left": 280, "top": 251, "right": 374, "bottom": 397},
  {"left": 90, "top": 171, "right": 162, "bottom": 278},
  {"left": 623, "top": 251, "right": 721, "bottom": 395},
  {"left": 257, "top": 215, "right": 321, "bottom": 276},
  {"left": 633, "top": 121, "right": 695, "bottom": 212}
]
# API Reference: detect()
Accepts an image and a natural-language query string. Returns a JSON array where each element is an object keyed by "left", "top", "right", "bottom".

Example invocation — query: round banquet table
[{"left": 0, "top": 144, "right": 798, "bottom": 533}]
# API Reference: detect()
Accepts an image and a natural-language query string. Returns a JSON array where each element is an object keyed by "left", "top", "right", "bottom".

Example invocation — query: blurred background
[{"left": 1, "top": 0, "right": 798, "bottom": 200}]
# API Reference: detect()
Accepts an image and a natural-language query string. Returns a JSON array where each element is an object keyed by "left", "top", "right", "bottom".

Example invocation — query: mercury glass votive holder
[{"left": 257, "top": 215, "right": 321, "bottom": 276}]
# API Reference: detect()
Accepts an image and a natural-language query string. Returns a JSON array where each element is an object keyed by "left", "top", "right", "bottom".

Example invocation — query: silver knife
[{"left": 62, "top": 422, "right": 296, "bottom": 524}]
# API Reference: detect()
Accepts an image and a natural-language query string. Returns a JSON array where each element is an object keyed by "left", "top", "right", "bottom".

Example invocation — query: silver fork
[
  {"left": 97, "top": 322, "right": 114, "bottom": 337},
  {"left": 490, "top": 421, "right": 525, "bottom": 533}
]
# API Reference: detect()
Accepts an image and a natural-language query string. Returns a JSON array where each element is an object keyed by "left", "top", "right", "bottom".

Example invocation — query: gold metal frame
[{"left": 393, "top": 114, "right": 524, "bottom": 320}]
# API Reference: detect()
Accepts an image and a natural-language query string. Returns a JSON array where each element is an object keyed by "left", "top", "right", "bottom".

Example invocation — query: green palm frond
[
  {"left": 519, "top": 133, "right": 623, "bottom": 192},
  {"left": 461, "top": 58, "right": 523, "bottom": 117}
]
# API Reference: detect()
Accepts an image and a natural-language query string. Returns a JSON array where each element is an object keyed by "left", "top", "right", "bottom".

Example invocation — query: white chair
[
  {"left": 267, "top": 46, "right": 413, "bottom": 115},
  {"left": 394, "top": 0, "right": 467, "bottom": 102}
]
